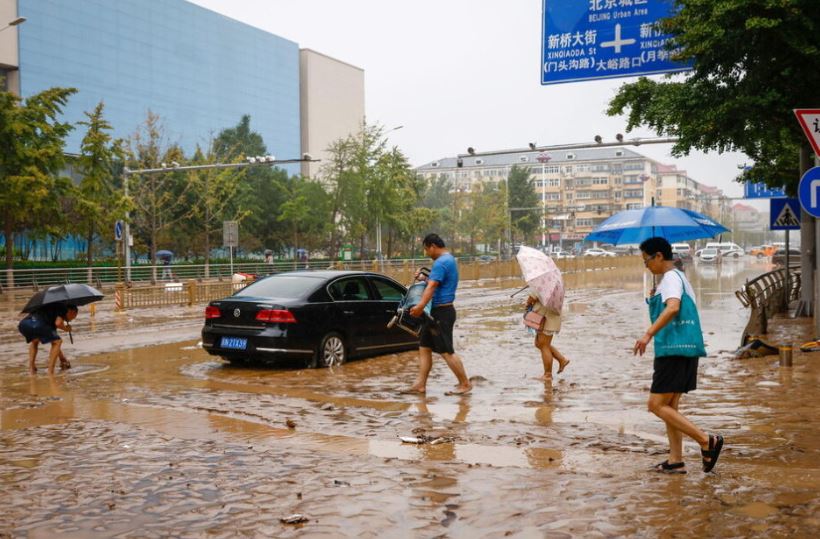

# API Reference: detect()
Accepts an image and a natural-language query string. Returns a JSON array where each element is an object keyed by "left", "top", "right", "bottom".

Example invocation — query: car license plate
[{"left": 221, "top": 337, "right": 247, "bottom": 350}]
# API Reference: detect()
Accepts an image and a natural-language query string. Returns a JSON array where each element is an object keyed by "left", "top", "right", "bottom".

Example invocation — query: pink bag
[{"left": 523, "top": 310, "right": 545, "bottom": 330}]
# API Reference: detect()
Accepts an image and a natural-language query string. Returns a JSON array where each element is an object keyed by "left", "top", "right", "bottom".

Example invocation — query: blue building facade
[
  {"left": 17, "top": 0, "right": 301, "bottom": 159},
  {"left": 8, "top": 0, "right": 302, "bottom": 260}
]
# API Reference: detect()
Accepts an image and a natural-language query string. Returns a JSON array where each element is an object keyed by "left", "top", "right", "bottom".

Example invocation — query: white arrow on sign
[{"left": 794, "top": 109, "right": 820, "bottom": 157}]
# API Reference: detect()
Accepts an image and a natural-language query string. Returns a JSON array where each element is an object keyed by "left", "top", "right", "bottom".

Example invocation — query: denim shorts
[{"left": 18, "top": 317, "right": 61, "bottom": 344}]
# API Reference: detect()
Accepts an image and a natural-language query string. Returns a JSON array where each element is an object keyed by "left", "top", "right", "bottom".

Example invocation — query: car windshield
[
  {"left": 235, "top": 275, "right": 322, "bottom": 298},
  {"left": 702, "top": 248, "right": 717, "bottom": 255}
]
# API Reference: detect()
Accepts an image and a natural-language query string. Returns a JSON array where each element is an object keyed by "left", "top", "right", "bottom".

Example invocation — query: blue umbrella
[{"left": 584, "top": 206, "right": 729, "bottom": 245}]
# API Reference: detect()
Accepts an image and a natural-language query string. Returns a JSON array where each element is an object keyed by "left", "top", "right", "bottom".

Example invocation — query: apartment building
[{"left": 416, "top": 146, "right": 730, "bottom": 242}]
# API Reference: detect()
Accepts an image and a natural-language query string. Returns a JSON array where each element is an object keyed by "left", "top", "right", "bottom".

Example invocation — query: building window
[
  {"left": 548, "top": 179, "right": 560, "bottom": 187},
  {"left": 592, "top": 178, "right": 608, "bottom": 185},
  {"left": 566, "top": 153, "right": 576, "bottom": 160}
]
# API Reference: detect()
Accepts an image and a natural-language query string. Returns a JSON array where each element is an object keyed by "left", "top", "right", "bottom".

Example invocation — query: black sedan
[{"left": 202, "top": 270, "right": 419, "bottom": 368}]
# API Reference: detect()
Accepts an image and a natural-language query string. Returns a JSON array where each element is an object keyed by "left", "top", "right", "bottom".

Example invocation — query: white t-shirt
[{"left": 655, "top": 269, "right": 696, "bottom": 305}]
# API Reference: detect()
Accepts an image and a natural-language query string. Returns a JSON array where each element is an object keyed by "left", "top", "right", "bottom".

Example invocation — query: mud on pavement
[{"left": 1, "top": 260, "right": 819, "bottom": 537}]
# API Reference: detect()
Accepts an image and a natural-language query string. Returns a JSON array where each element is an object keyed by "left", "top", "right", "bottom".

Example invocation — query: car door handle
[
  {"left": 385, "top": 309, "right": 395, "bottom": 314},
  {"left": 343, "top": 310, "right": 354, "bottom": 315}
]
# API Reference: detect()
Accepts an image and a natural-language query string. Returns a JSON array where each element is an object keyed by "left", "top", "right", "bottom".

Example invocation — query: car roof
[{"left": 273, "top": 270, "right": 376, "bottom": 279}]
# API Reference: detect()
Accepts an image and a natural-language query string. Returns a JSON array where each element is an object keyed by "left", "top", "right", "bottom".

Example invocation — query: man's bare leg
[
  {"left": 46, "top": 340, "right": 63, "bottom": 375},
  {"left": 28, "top": 340, "right": 39, "bottom": 374},
  {"left": 406, "top": 347, "right": 433, "bottom": 393},
  {"left": 440, "top": 352, "right": 471, "bottom": 393}
]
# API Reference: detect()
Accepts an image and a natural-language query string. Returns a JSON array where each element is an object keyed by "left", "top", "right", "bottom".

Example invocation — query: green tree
[
  {"left": 126, "top": 111, "right": 190, "bottom": 275},
  {"left": 74, "top": 102, "right": 126, "bottom": 274},
  {"left": 607, "top": 0, "right": 820, "bottom": 190},
  {"left": 186, "top": 142, "right": 247, "bottom": 274},
  {"left": 0, "top": 86, "right": 76, "bottom": 284},
  {"left": 213, "top": 115, "right": 290, "bottom": 253},
  {"left": 507, "top": 165, "right": 539, "bottom": 245}
]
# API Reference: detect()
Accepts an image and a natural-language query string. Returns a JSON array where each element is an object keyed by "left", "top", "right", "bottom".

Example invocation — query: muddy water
[{"left": 2, "top": 259, "right": 819, "bottom": 537}]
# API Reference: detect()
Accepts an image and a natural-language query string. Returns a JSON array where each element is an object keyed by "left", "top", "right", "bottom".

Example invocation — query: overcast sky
[{"left": 189, "top": 0, "right": 754, "bottom": 202}]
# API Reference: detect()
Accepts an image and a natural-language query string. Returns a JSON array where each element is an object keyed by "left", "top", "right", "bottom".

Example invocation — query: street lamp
[{"left": 0, "top": 17, "right": 25, "bottom": 32}]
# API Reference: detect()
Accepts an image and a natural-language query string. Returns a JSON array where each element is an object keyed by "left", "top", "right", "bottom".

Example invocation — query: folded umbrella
[{"left": 515, "top": 246, "right": 564, "bottom": 313}]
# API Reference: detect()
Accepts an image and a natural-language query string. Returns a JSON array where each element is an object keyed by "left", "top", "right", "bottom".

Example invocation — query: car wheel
[
  {"left": 734, "top": 253, "right": 739, "bottom": 258},
  {"left": 312, "top": 332, "right": 346, "bottom": 368},
  {"left": 757, "top": 253, "right": 763, "bottom": 259}
]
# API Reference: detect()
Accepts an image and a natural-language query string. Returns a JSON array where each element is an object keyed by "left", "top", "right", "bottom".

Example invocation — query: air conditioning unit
[
  {"left": 520, "top": 155, "right": 529, "bottom": 162},
  {"left": 475, "top": 158, "right": 484, "bottom": 165},
  {"left": 566, "top": 152, "right": 575, "bottom": 160}
]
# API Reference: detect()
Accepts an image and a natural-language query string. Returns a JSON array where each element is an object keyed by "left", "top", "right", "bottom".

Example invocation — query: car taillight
[
  {"left": 205, "top": 305, "right": 221, "bottom": 319},
  {"left": 255, "top": 309, "right": 297, "bottom": 323}
]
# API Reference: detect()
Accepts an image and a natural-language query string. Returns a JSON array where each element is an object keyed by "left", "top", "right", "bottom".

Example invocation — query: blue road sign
[
  {"left": 770, "top": 198, "right": 801, "bottom": 231},
  {"left": 744, "top": 182, "right": 786, "bottom": 199},
  {"left": 114, "top": 220, "right": 123, "bottom": 241},
  {"left": 798, "top": 166, "right": 820, "bottom": 218},
  {"left": 541, "top": 0, "right": 692, "bottom": 85}
]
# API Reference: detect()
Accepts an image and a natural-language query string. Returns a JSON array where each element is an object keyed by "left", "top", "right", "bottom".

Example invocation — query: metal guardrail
[
  {"left": 0, "top": 254, "right": 640, "bottom": 292},
  {"left": 736, "top": 266, "right": 801, "bottom": 345},
  {"left": 105, "top": 255, "right": 642, "bottom": 311}
]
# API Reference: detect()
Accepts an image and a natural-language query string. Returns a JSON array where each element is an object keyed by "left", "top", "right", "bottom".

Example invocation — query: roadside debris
[
  {"left": 734, "top": 338, "right": 779, "bottom": 359},
  {"left": 280, "top": 514, "right": 309, "bottom": 524},
  {"left": 399, "top": 434, "right": 454, "bottom": 445},
  {"left": 285, "top": 419, "right": 297, "bottom": 429}
]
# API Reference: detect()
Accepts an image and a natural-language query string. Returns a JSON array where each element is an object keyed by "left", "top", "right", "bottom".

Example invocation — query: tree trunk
[
  {"left": 386, "top": 227, "right": 394, "bottom": 259},
  {"left": 4, "top": 215, "right": 14, "bottom": 288},
  {"left": 204, "top": 204, "right": 211, "bottom": 279},
  {"left": 86, "top": 226, "right": 94, "bottom": 284},
  {"left": 359, "top": 234, "right": 366, "bottom": 261}
]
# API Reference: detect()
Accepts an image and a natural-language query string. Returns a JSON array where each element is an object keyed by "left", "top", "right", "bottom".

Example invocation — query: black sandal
[
  {"left": 654, "top": 460, "right": 687, "bottom": 474},
  {"left": 701, "top": 434, "right": 724, "bottom": 473}
]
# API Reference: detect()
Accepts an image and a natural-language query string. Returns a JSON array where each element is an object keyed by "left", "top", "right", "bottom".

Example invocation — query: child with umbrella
[{"left": 18, "top": 284, "right": 104, "bottom": 375}]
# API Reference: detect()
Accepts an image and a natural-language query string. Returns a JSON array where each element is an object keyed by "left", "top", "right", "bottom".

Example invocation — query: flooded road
[{"left": 2, "top": 258, "right": 819, "bottom": 537}]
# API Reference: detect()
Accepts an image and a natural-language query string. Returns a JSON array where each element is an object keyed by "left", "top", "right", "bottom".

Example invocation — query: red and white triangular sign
[{"left": 794, "top": 109, "right": 820, "bottom": 156}]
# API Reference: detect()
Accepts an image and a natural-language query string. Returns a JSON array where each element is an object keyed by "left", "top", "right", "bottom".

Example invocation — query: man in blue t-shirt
[{"left": 404, "top": 233, "right": 472, "bottom": 395}]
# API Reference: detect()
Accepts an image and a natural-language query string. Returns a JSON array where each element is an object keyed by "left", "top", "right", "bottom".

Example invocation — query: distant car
[
  {"left": 772, "top": 248, "right": 801, "bottom": 267},
  {"left": 613, "top": 245, "right": 638, "bottom": 256},
  {"left": 583, "top": 247, "right": 617, "bottom": 257},
  {"left": 698, "top": 247, "right": 720, "bottom": 263},
  {"left": 671, "top": 243, "right": 692, "bottom": 260},
  {"left": 477, "top": 255, "right": 495, "bottom": 263},
  {"left": 551, "top": 250, "right": 575, "bottom": 259},
  {"left": 201, "top": 270, "right": 418, "bottom": 368},
  {"left": 721, "top": 246, "right": 745, "bottom": 258},
  {"left": 750, "top": 245, "right": 775, "bottom": 258}
]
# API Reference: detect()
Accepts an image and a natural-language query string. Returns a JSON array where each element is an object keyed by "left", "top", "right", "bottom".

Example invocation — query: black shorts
[
  {"left": 651, "top": 355, "right": 699, "bottom": 394},
  {"left": 18, "top": 317, "right": 61, "bottom": 344},
  {"left": 419, "top": 305, "right": 456, "bottom": 355}
]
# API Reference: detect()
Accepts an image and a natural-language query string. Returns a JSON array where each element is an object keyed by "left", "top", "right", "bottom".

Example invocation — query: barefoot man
[{"left": 404, "top": 233, "right": 472, "bottom": 395}]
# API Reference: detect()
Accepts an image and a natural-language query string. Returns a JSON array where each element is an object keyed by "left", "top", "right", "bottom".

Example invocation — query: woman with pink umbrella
[{"left": 517, "top": 246, "right": 570, "bottom": 382}]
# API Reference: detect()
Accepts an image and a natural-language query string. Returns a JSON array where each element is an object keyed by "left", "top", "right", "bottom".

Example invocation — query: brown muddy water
[{"left": 1, "top": 259, "right": 819, "bottom": 537}]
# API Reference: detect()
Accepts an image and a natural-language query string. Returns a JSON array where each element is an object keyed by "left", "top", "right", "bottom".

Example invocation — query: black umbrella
[
  {"left": 22, "top": 284, "right": 104, "bottom": 345},
  {"left": 22, "top": 283, "right": 105, "bottom": 314},
  {"left": 156, "top": 250, "right": 174, "bottom": 260}
]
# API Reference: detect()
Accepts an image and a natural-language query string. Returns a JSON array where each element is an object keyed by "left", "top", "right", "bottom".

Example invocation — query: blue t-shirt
[{"left": 428, "top": 252, "right": 458, "bottom": 306}]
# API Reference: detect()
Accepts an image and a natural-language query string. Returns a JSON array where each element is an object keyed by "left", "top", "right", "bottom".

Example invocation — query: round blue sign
[
  {"left": 114, "top": 220, "right": 123, "bottom": 241},
  {"left": 798, "top": 166, "right": 820, "bottom": 217}
]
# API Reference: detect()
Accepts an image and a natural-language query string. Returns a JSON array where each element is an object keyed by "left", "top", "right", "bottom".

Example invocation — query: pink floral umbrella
[{"left": 515, "top": 246, "right": 564, "bottom": 313}]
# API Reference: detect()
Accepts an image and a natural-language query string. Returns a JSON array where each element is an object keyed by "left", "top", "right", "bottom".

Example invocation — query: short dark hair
[
  {"left": 66, "top": 304, "right": 79, "bottom": 312},
  {"left": 639, "top": 237, "right": 673, "bottom": 260},
  {"left": 422, "top": 233, "right": 445, "bottom": 248}
]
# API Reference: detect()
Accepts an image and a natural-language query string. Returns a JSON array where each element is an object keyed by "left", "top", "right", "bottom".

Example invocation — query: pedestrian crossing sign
[{"left": 770, "top": 198, "right": 801, "bottom": 230}]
